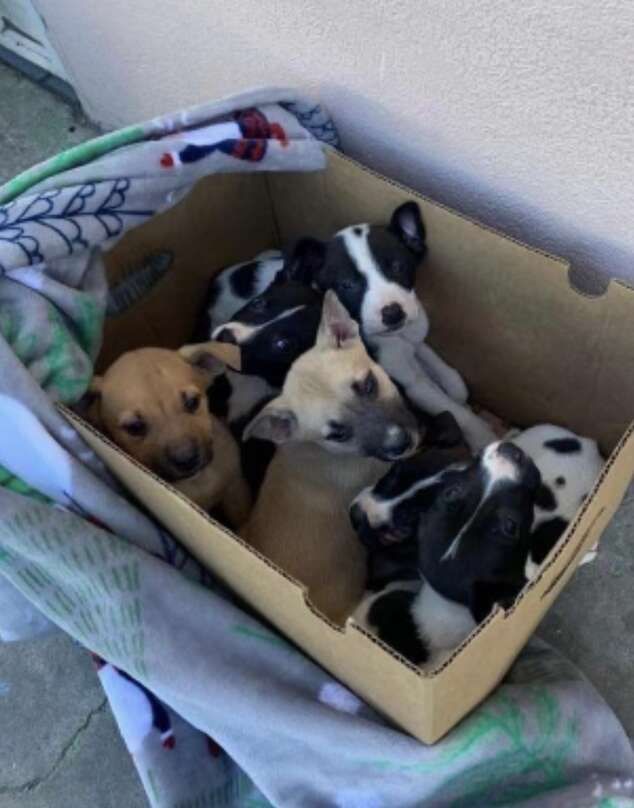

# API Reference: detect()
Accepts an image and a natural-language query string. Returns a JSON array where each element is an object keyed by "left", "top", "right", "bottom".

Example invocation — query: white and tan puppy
[
  {"left": 83, "top": 347, "right": 251, "bottom": 527},
  {"left": 241, "top": 291, "right": 420, "bottom": 624}
]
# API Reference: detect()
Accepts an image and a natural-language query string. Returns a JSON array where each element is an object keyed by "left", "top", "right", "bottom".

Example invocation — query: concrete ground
[
  {"left": 0, "top": 59, "right": 632, "bottom": 808},
  {"left": 0, "top": 61, "right": 148, "bottom": 808}
]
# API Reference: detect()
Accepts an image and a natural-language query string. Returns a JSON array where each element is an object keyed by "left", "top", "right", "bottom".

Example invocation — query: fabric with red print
[{"left": 160, "top": 107, "right": 290, "bottom": 169}]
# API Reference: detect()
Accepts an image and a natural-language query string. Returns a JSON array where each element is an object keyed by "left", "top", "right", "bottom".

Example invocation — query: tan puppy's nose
[{"left": 166, "top": 438, "right": 203, "bottom": 476}]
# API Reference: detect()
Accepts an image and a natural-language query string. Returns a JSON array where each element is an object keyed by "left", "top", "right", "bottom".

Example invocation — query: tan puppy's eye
[
  {"left": 352, "top": 370, "right": 378, "bottom": 399},
  {"left": 183, "top": 391, "right": 201, "bottom": 414},
  {"left": 121, "top": 417, "right": 147, "bottom": 438}
]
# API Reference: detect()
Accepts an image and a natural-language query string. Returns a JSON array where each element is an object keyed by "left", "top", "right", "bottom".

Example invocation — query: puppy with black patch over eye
[
  {"left": 81, "top": 347, "right": 251, "bottom": 528},
  {"left": 286, "top": 201, "right": 496, "bottom": 451},
  {"left": 507, "top": 424, "right": 604, "bottom": 575},
  {"left": 194, "top": 250, "right": 284, "bottom": 340},
  {"left": 350, "top": 411, "right": 471, "bottom": 591},
  {"left": 241, "top": 291, "right": 420, "bottom": 624},
  {"left": 353, "top": 441, "right": 542, "bottom": 666},
  {"left": 352, "top": 420, "right": 604, "bottom": 633},
  {"left": 211, "top": 277, "right": 323, "bottom": 389},
  {"left": 184, "top": 276, "right": 325, "bottom": 495}
]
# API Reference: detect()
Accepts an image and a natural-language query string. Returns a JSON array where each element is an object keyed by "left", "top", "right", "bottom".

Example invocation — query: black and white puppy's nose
[
  {"left": 497, "top": 441, "right": 526, "bottom": 465},
  {"left": 215, "top": 327, "right": 237, "bottom": 344},
  {"left": 381, "top": 303, "right": 406, "bottom": 330}
]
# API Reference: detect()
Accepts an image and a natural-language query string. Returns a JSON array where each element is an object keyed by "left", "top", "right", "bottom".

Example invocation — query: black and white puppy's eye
[
  {"left": 338, "top": 277, "right": 358, "bottom": 293},
  {"left": 442, "top": 483, "right": 463, "bottom": 503},
  {"left": 353, "top": 370, "right": 378, "bottom": 398},
  {"left": 183, "top": 392, "right": 201, "bottom": 414},
  {"left": 500, "top": 516, "right": 519, "bottom": 539},
  {"left": 122, "top": 417, "right": 147, "bottom": 438},
  {"left": 273, "top": 335, "right": 294, "bottom": 353},
  {"left": 326, "top": 421, "right": 352, "bottom": 443},
  {"left": 250, "top": 296, "right": 268, "bottom": 312}
]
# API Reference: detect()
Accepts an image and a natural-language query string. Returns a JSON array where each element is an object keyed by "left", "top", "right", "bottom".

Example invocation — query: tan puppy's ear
[
  {"left": 180, "top": 341, "right": 241, "bottom": 374},
  {"left": 76, "top": 376, "right": 104, "bottom": 428},
  {"left": 179, "top": 343, "right": 227, "bottom": 390},
  {"left": 242, "top": 398, "right": 298, "bottom": 444},
  {"left": 316, "top": 291, "right": 359, "bottom": 351}
]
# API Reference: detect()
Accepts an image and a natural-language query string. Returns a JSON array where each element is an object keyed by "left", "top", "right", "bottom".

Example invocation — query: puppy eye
[
  {"left": 338, "top": 277, "right": 357, "bottom": 293},
  {"left": 501, "top": 516, "right": 519, "bottom": 538},
  {"left": 273, "top": 336, "right": 293, "bottom": 352},
  {"left": 353, "top": 371, "right": 378, "bottom": 398},
  {"left": 123, "top": 418, "right": 147, "bottom": 438},
  {"left": 183, "top": 392, "right": 201, "bottom": 413},
  {"left": 391, "top": 260, "right": 404, "bottom": 274},
  {"left": 327, "top": 421, "right": 352, "bottom": 443},
  {"left": 442, "top": 484, "right": 463, "bottom": 503},
  {"left": 250, "top": 296, "right": 268, "bottom": 311}
]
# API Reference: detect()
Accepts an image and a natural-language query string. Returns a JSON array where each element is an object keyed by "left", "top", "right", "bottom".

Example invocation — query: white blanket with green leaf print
[{"left": 0, "top": 89, "right": 633, "bottom": 808}]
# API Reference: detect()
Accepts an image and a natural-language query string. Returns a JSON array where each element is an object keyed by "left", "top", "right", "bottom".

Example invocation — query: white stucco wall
[{"left": 36, "top": 0, "right": 634, "bottom": 284}]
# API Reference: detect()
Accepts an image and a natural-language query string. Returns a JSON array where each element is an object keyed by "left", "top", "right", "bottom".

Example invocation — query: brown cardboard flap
[{"left": 268, "top": 151, "right": 634, "bottom": 454}]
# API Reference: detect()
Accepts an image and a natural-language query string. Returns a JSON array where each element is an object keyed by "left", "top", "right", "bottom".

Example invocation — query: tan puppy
[
  {"left": 84, "top": 347, "right": 251, "bottom": 527},
  {"left": 241, "top": 292, "right": 420, "bottom": 624}
]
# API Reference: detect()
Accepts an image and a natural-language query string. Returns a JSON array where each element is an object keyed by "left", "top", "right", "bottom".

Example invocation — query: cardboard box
[{"left": 62, "top": 149, "right": 634, "bottom": 743}]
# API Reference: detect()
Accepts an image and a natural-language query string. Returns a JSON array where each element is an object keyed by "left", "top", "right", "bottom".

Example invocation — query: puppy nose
[
  {"left": 383, "top": 425, "right": 412, "bottom": 458},
  {"left": 381, "top": 303, "right": 406, "bottom": 329},
  {"left": 497, "top": 441, "right": 525, "bottom": 465},
  {"left": 215, "top": 327, "right": 237, "bottom": 344},
  {"left": 166, "top": 439, "right": 202, "bottom": 474}
]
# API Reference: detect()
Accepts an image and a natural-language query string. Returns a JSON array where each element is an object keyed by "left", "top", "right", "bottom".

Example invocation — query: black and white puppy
[
  {"left": 189, "top": 274, "right": 324, "bottom": 426},
  {"left": 509, "top": 424, "right": 604, "bottom": 573},
  {"left": 286, "top": 202, "right": 496, "bottom": 451},
  {"left": 353, "top": 441, "right": 542, "bottom": 666},
  {"left": 350, "top": 411, "right": 471, "bottom": 591},
  {"left": 352, "top": 421, "right": 603, "bottom": 582},
  {"left": 184, "top": 278, "right": 324, "bottom": 494},
  {"left": 212, "top": 278, "right": 323, "bottom": 389},
  {"left": 194, "top": 250, "right": 284, "bottom": 340}
]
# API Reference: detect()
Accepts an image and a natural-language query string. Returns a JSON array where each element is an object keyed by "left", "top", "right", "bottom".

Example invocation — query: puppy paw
[{"left": 579, "top": 542, "right": 598, "bottom": 567}]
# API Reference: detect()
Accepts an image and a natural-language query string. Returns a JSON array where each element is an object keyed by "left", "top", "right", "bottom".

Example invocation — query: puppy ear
[
  {"left": 243, "top": 400, "right": 298, "bottom": 444},
  {"left": 316, "top": 291, "right": 359, "bottom": 350},
  {"left": 76, "top": 376, "right": 104, "bottom": 428},
  {"left": 283, "top": 237, "right": 326, "bottom": 286},
  {"left": 180, "top": 341, "right": 240, "bottom": 376},
  {"left": 390, "top": 201, "right": 427, "bottom": 257}
]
